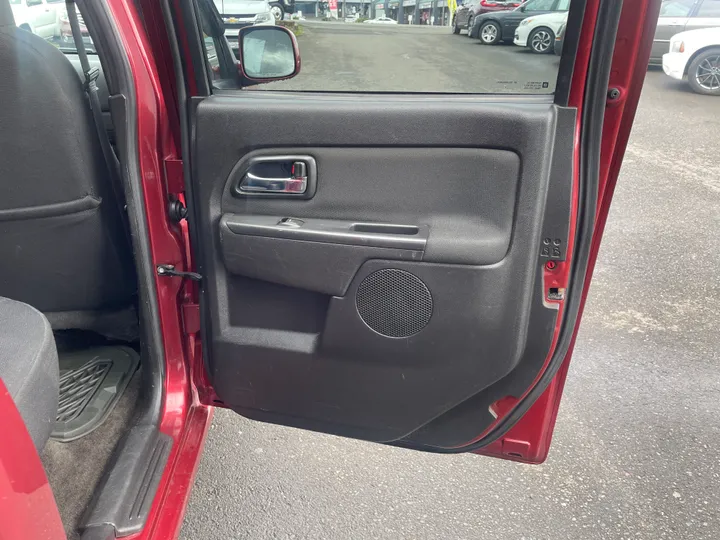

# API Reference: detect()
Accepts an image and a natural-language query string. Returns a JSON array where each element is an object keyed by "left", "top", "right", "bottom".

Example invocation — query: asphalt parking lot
[
  {"left": 261, "top": 22, "right": 558, "bottom": 93},
  {"left": 181, "top": 22, "right": 720, "bottom": 540}
]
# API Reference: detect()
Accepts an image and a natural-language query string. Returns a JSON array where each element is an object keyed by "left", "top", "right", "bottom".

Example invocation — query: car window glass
[
  {"left": 204, "top": 35, "right": 219, "bottom": 70},
  {"left": 659, "top": 0, "right": 695, "bottom": 16},
  {"left": 196, "top": 0, "right": 577, "bottom": 94},
  {"left": 525, "top": 0, "right": 556, "bottom": 11},
  {"left": 695, "top": 0, "right": 720, "bottom": 16},
  {"left": 13, "top": 1, "right": 98, "bottom": 54}
]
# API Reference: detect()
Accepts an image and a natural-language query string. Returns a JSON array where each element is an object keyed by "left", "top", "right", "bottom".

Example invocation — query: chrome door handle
[
  {"left": 233, "top": 155, "right": 316, "bottom": 199},
  {"left": 239, "top": 161, "right": 308, "bottom": 194},
  {"left": 239, "top": 173, "right": 307, "bottom": 193}
]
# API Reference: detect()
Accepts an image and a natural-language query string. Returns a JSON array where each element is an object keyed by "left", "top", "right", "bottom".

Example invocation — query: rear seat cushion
[{"left": 0, "top": 297, "right": 59, "bottom": 450}]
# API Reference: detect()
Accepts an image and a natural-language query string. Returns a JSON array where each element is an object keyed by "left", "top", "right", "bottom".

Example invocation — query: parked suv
[
  {"left": 213, "top": 0, "right": 275, "bottom": 39},
  {"left": 9, "top": 0, "right": 57, "bottom": 39},
  {"left": 452, "top": 0, "right": 520, "bottom": 35},
  {"left": 469, "top": 0, "right": 570, "bottom": 44}
]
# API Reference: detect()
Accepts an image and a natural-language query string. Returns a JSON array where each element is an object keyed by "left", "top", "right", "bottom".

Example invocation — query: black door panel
[
  {"left": 219, "top": 146, "right": 520, "bottom": 265},
  {"left": 219, "top": 220, "right": 425, "bottom": 296},
  {"left": 191, "top": 94, "right": 575, "bottom": 447}
]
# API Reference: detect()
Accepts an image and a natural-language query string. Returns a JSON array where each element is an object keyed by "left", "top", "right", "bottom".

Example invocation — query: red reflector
[{"left": 287, "top": 179, "right": 304, "bottom": 192}]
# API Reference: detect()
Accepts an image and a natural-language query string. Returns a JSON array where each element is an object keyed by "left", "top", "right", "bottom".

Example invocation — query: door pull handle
[{"left": 239, "top": 161, "right": 308, "bottom": 194}]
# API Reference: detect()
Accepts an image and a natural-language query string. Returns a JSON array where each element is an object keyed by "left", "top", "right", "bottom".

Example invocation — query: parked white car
[
  {"left": 364, "top": 16, "right": 398, "bottom": 24},
  {"left": 663, "top": 27, "right": 720, "bottom": 96},
  {"left": 514, "top": 11, "right": 568, "bottom": 54},
  {"left": 213, "top": 0, "right": 275, "bottom": 41},
  {"left": 10, "top": 0, "right": 58, "bottom": 39}
]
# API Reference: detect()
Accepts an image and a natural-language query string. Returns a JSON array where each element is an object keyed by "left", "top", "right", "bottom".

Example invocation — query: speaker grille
[{"left": 356, "top": 269, "right": 433, "bottom": 338}]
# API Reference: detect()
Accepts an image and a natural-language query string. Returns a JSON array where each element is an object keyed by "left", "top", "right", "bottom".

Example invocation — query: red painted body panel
[
  {"left": 475, "top": 1, "right": 521, "bottom": 16},
  {"left": 474, "top": 0, "right": 664, "bottom": 463},
  {"left": 0, "top": 380, "right": 65, "bottom": 540},
  {"left": 102, "top": 1, "right": 214, "bottom": 538}
]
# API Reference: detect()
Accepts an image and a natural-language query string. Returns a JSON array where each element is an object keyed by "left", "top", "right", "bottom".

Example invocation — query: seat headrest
[{"left": 0, "top": 0, "right": 16, "bottom": 29}]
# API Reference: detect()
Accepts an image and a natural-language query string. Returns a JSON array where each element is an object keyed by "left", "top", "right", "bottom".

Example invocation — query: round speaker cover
[{"left": 356, "top": 269, "right": 433, "bottom": 338}]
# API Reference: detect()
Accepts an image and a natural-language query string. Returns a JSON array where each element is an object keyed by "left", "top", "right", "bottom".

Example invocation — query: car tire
[
  {"left": 478, "top": 21, "right": 501, "bottom": 45},
  {"left": 269, "top": 2, "right": 284, "bottom": 21},
  {"left": 687, "top": 48, "right": 720, "bottom": 96},
  {"left": 452, "top": 16, "right": 461, "bottom": 34},
  {"left": 528, "top": 27, "right": 555, "bottom": 54}
]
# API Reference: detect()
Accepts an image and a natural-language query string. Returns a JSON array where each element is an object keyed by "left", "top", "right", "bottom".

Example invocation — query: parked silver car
[{"left": 650, "top": 0, "right": 720, "bottom": 64}]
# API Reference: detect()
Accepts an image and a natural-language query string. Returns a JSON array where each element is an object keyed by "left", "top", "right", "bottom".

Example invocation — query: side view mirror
[{"left": 237, "top": 26, "right": 301, "bottom": 86}]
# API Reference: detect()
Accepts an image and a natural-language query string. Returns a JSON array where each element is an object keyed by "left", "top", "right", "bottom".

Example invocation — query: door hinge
[
  {"left": 156, "top": 264, "right": 202, "bottom": 281},
  {"left": 182, "top": 302, "right": 201, "bottom": 334},
  {"left": 164, "top": 157, "right": 185, "bottom": 195}
]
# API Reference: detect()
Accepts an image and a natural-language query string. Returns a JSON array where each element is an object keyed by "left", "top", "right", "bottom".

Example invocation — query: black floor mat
[
  {"left": 52, "top": 346, "right": 139, "bottom": 442},
  {"left": 44, "top": 375, "right": 140, "bottom": 539}
]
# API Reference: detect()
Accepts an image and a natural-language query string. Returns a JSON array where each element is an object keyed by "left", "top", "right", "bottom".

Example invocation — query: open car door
[{"left": 167, "top": 0, "right": 662, "bottom": 463}]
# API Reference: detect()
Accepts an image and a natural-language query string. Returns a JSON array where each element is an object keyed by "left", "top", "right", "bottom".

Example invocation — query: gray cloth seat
[
  {"left": 0, "top": 296, "right": 59, "bottom": 450},
  {"left": 0, "top": 2, "right": 136, "bottom": 316}
]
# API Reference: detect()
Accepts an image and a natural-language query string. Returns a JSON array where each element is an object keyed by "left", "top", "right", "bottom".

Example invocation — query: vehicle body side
[
  {"left": 554, "top": 21, "right": 566, "bottom": 54},
  {"left": 213, "top": 0, "right": 275, "bottom": 40},
  {"left": 9, "top": 0, "right": 57, "bottom": 38},
  {"left": 514, "top": 10, "right": 568, "bottom": 48},
  {"left": 650, "top": 0, "right": 720, "bottom": 64},
  {"left": 662, "top": 26, "right": 720, "bottom": 79},
  {"left": 454, "top": 0, "right": 519, "bottom": 30},
  {"left": 469, "top": 0, "right": 567, "bottom": 41},
  {"left": 365, "top": 16, "right": 398, "bottom": 23}
]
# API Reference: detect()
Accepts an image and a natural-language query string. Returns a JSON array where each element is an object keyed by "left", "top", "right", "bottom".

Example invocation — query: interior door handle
[
  {"left": 240, "top": 161, "right": 307, "bottom": 194},
  {"left": 234, "top": 156, "right": 316, "bottom": 199}
]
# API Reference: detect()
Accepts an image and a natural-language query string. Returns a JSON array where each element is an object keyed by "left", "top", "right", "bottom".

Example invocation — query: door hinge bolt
[
  {"left": 157, "top": 264, "right": 202, "bottom": 281},
  {"left": 607, "top": 87, "right": 621, "bottom": 100}
]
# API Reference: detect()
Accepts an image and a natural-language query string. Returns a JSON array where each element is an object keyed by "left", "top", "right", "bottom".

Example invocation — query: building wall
[{"left": 305, "top": 0, "right": 449, "bottom": 21}]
